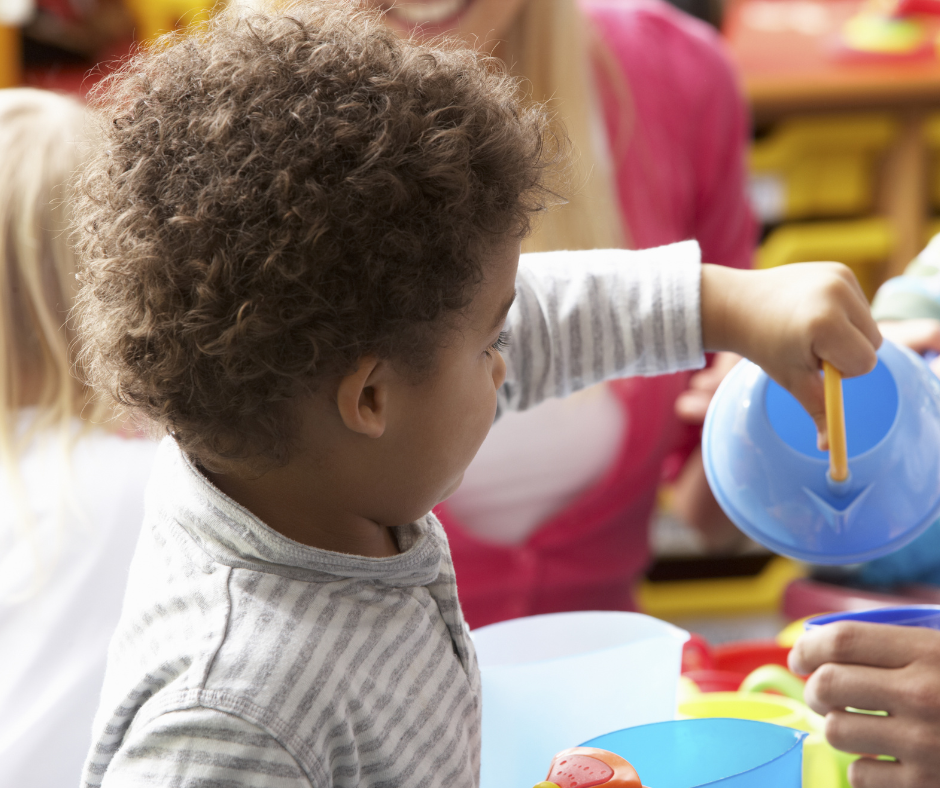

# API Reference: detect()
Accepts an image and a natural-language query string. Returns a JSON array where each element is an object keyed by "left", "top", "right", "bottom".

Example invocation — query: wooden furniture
[
  {"left": 724, "top": 0, "right": 940, "bottom": 276},
  {"left": 0, "top": 25, "right": 21, "bottom": 89}
]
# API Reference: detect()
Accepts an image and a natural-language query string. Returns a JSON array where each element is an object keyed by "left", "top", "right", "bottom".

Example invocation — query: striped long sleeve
[{"left": 501, "top": 241, "right": 704, "bottom": 412}]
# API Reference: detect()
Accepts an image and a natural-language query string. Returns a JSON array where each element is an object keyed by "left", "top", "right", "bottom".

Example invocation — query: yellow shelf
[
  {"left": 756, "top": 217, "right": 893, "bottom": 301},
  {"left": 751, "top": 114, "right": 897, "bottom": 222},
  {"left": 638, "top": 556, "right": 806, "bottom": 620}
]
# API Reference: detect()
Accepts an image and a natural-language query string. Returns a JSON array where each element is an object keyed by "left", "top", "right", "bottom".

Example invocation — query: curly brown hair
[{"left": 72, "top": 1, "right": 557, "bottom": 471}]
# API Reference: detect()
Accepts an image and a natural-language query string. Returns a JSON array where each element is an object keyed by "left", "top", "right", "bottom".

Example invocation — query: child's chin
[{"left": 437, "top": 472, "right": 466, "bottom": 505}]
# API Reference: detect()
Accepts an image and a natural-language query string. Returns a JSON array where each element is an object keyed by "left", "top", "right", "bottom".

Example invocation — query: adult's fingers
[
  {"left": 847, "top": 757, "right": 902, "bottom": 788},
  {"left": 803, "top": 662, "right": 900, "bottom": 717},
  {"left": 823, "top": 710, "right": 899, "bottom": 759},
  {"left": 879, "top": 319, "right": 940, "bottom": 354},
  {"left": 790, "top": 623, "right": 916, "bottom": 675},
  {"left": 674, "top": 389, "right": 710, "bottom": 425}
]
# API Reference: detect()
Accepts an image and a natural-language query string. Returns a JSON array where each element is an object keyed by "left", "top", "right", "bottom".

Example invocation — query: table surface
[{"left": 723, "top": 0, "right": 940, "bottom": 115}]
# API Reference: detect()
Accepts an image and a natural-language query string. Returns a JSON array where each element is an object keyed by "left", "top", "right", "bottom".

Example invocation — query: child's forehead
[{"left": 472, "top": 240, "right": 520, "bottom": 328}]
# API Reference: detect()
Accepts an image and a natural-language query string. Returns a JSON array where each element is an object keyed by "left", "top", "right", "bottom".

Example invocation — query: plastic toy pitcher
[
  {"left": 582, "top": 718, "right": 806, "bottom": 787},
  {"left": 703, "top": 339, "right": 940, "bottom": 564},
  {"left": 472, "top": 611, "right": 688, "bottom": 788},
  {"left": 678, "top": 690, "right": 853, "bottom": 788},
  {"left": 807, "top": 604, "right": 940, "bottom": 630}
]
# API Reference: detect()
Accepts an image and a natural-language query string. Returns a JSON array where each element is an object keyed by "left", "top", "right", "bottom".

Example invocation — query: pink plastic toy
[{"left": 535, "top": 747, "right": 643, "bottom": 788}]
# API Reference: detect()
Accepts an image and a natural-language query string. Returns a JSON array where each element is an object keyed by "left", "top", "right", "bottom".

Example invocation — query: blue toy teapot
[{"left": 703, "top": 339, "right": 940, "bottom": 564}]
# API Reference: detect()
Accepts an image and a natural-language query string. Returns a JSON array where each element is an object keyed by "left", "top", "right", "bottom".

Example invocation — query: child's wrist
[{"left": 701, "top": 264, "right": 744, "bottom": 356}]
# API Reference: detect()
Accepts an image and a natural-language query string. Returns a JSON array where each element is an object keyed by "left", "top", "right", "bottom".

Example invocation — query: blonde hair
[
  {"left": 0, "top": 89, "right": 109, "bottom": 596},
  {"left": 0, "top": 89, "right": 106, "bottom": 437},
  {"left": 503, "top": 0, "right": 630, "bottom": 253}
]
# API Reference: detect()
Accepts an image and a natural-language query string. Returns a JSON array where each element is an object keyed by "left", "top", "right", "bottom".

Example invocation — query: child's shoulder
[{"left": 92, "top": 470, "right": 479, "bottom": 787}]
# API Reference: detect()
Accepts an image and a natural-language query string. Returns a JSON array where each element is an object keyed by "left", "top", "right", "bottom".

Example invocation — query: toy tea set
[{"left": 475, "top": 341, "right": 940, "bottom": 787}]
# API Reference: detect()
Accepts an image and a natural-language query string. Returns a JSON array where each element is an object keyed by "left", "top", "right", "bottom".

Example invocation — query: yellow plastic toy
[
  {"left": 778, "top": 616, "right": 822, "bottom": 647},
  {"left": 738, "top": 664, "right": 806, "bottom": 700},
  {"left": 823, "top": 362, "right": 849, "bottom": 482},
  {"left": 638, "top": 555, "right": 805, "bottom": 620},
  {"left": 842, "top": 12, "right": 926, "bottom": 53}
]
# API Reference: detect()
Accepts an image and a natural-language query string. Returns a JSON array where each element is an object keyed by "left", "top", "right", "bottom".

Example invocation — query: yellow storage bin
[
  {"left": 756, "top": 217, "right": 893, "bottom": 301},
  {"left": 925, "top": 217, "right": 940, "bottom": 247},
  {"left": 124, "top": 0, "right": 221, "bottom": 43},
  {"left": 750, "top": 115, "right": 898, "bottom": 223},
  {"left": 0, "top": 25, "right": 20, "bottom": 89},
  {"left": 923, "top": 114, "right": 940, "bottom": 212},
  {"left": 637, "top": 556, "right": 805, "bottom": 620}
]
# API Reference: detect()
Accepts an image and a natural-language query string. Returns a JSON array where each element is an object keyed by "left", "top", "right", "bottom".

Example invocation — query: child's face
[{"left": 369, "top": 239, "right": 519, "bottom": 525}]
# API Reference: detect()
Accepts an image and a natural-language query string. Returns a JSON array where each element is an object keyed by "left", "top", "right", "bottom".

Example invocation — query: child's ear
[{"left": 336, "top": 356, "right": 388, "bottom": 439}]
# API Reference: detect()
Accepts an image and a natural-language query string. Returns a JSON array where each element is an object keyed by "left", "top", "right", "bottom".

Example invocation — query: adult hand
[
  {"left": 790, "top": 621, "right": 940, "bottom": 787},
  {"left": 700, "top": 263, "right": 881, "bottom": 449},
  {"left": 674, "top": 351, "right": 742, "bottom": 426}
]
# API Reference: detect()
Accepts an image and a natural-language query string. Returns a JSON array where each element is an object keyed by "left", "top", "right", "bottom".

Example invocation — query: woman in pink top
[{"left": 373, "top": 0, "right": 756, "bottom": 628}]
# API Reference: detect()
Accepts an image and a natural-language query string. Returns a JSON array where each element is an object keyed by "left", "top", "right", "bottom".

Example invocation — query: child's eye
[{"left": 491, "top": 330, "right": 510, "bottom": 353}]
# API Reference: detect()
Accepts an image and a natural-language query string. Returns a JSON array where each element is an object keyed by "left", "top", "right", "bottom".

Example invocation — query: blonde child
[
  {"left": 74, "top": 5, "right": 878, "bottom": 785},
  {"left": 0, "top": 88, "right": 157, "bottom": 788}
]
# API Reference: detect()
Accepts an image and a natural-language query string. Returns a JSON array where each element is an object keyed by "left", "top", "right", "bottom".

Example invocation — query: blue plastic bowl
[
  {"left": 582, "top": 718, "right": 806, "bottom": 787},
  {"left": 703, "top": 340, "right": 940, "bottom": 564},
  {"left": 806, "top": 605, "right": 940, "bottom": 630}
]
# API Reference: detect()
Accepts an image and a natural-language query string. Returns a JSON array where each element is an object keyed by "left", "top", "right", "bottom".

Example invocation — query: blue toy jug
[
  {"left": 703, "top": 340, "right": 940, "bottom": 564},
  {"left": 582, "top": 718, "right": 806, "bottom": 787}
]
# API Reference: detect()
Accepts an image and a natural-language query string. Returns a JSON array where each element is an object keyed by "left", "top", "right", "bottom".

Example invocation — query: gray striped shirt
[{"left": 82, "top": 243, "right": 704, "bottom": 788}]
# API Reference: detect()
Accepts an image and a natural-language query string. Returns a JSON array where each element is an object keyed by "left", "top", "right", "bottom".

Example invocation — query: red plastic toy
[{"left": 535, "top": 747, "right": 643, "bottom": 788}]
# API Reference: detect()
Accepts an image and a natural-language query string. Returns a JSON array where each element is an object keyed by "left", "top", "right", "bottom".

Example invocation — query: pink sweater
[{"left": 437, "top": 0, "right": 756, "bottom": 629}]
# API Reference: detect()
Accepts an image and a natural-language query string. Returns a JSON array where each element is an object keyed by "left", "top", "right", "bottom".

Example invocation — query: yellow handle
[{"left": 823, "top": 361, "right": 849, "bottom": 482}]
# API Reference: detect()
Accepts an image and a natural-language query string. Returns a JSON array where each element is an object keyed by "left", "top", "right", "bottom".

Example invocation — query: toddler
[{"left": 74, "top": 4, "right": 880, "bottom": 786}]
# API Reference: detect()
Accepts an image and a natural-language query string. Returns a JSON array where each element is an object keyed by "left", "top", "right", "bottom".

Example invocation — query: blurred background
[{"left": 3, "top": 0, "right": 940, "bottom": 643}]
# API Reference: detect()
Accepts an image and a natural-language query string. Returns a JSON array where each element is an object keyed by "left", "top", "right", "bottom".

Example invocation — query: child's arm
[
  {"left": 501, "top": 242, "right": 880, "bottom": 447},
  {"left": 499, "top": 241, "right": 704, "bottom": 413},
  {"left": 97, "top": 707, "right": 315, "bottom": 787},
  {"left": 790, "top": 622, "right": 940, "bottom": 787}
]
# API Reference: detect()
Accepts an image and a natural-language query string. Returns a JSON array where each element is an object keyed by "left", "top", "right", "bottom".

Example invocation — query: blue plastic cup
[
  {"left": 806, "top": 605, "right": 940, "bottom": 630},
  {"left": 703, "top": 340, "right": 940, "bottom": 564},
  {"left": 582, "top": 718, "right": 806, "bottom": 787}
]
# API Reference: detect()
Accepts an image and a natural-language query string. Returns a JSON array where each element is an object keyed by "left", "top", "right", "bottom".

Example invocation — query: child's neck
[{"left": 205, "top": 461, "right": 400, "bottom": 558}]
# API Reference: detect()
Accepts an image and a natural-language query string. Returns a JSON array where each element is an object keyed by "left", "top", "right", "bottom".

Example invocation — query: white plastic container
[{"left": 472, "top": 611, "right": 689, "bottom": 788}]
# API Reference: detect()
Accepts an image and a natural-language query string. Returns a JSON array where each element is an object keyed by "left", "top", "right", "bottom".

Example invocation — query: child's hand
[
  {"left": 790, "top": 622, "right": 940, "bottom": 787},
  {"left": 701, "top": 263, "right": 881, "bottom": 449}
]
